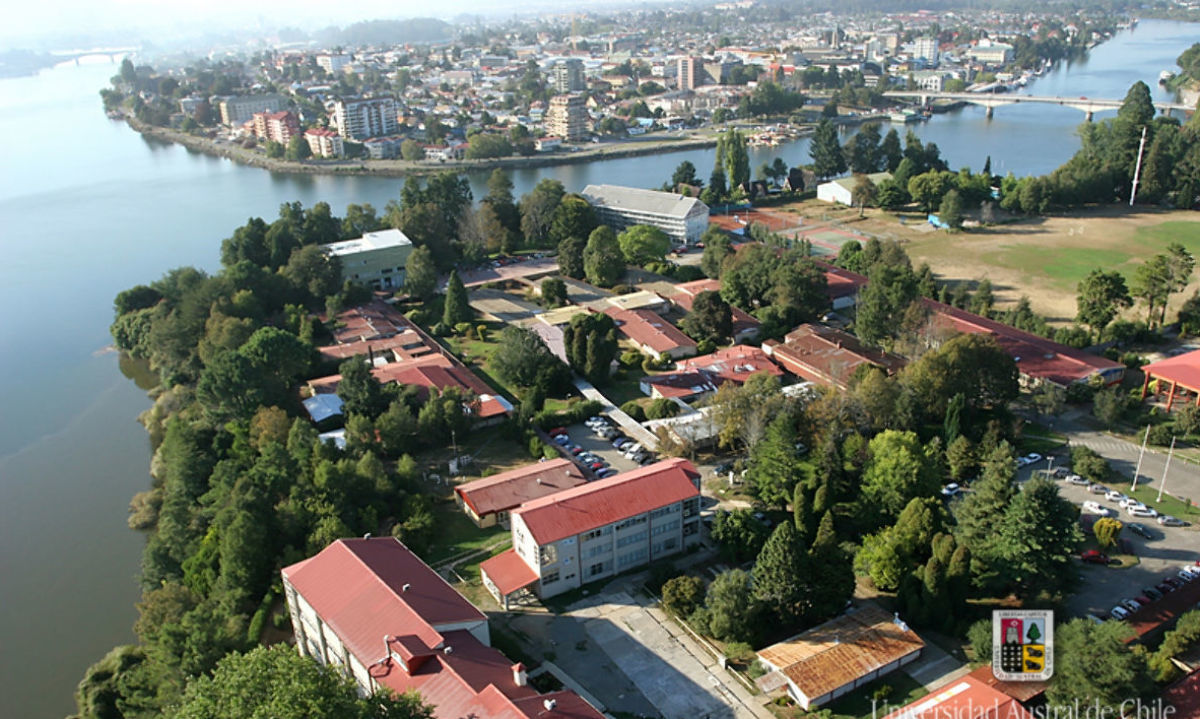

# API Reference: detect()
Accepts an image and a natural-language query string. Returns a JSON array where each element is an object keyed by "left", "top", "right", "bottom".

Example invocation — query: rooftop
[
  {"left": 604, "top": 307, "right": 697, "bottom": 355},
  {"left": 581, "top": 184, "right": 708, "bottom": 219},
  {"left": 1141, "top": 349, "right": 1200, "bottom": 392},
  {"left": 676, "top": 345, "right": 782, "bottom": 384},
  {"left": 766, "top": 323, "right": 906, "bottom": 390},
  {"left": 756, "top": 603, "right": 925, "bottom": 700},
  {"left": 514, "top": 458, "right": 701, "bottom": 545},
  {"left": 1161, "top": 669, "right": 1200, "bottom": 719},
  {"left": 323, "top": 228, "right": 413, "bottom": 256},
  {"left": 455, "top": 458, "right": 589, "bottom": 517},
  {"left": 881, "top": 675, "right": 1032, "bottom": 719}
]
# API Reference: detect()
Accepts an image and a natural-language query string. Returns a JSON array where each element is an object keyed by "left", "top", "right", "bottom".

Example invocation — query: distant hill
[
  {"left": 0, "top": 50, "right": 58, "bottom": 78},
  {"left": 316, "top": 18, "right": 453, "bottom": 48}
]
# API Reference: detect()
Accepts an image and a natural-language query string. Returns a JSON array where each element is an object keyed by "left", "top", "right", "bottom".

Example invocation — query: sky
[{"left": 3, "top": 0, "right": 633, "bottom": 49}]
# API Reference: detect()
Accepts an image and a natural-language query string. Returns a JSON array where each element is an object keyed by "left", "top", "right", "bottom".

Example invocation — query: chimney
[
  {"left": 443, "top": 646, "right": 453, "bottom": 655},
  {"left": 513, "top": 662, "right": 528, "bottom": 687},
  {"left": 364, "top": 533, "right": 372, "bottom": 540},
  {"left": 543, "top": 699, "right": 557, "bottom": 712},
  {"left": 402, "top": 583, "right": 411, "bottom": 592}
]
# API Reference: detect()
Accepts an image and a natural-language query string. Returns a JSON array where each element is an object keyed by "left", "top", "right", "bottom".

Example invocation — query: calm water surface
[{"left": 0, "top": 18, "right": 1194, "bottom": 718}]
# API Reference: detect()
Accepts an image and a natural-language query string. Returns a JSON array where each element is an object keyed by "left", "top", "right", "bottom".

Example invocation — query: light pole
[
  {"left": 1158, "top": 436, "right": 1176, "bottom": 504},
  {"left": 1130, "top": 425, "right": 1150, "bottom": 494}
]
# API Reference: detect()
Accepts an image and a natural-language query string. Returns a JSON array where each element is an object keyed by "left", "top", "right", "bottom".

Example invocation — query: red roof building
[
  {"left": 603, "top": 307, "right": 697, "bottom": 359},
  {"left": 764, "top": 323, "right": 907, "bottom": 390},
  {"left": 676, "top": 344, "right": 783, "bottom": 384},
  {"left": 881, "top": 674, "right": 1033, "bottom": 719},
  {"left": 640, "top": 370, "right": 721, "bottom": 400},
  {"left": 282, "top": 538, "right": 604, "bottom": 719},
  {"left": 481, "top": 459, "right": 702, "bottom": 607},
  {"left": 251, "top": 110, "right": 300, "bottom": 144},
  {"left": 1162, "top": 669, "right": 1200, "bottom": 719},
  {"left": 454, "top": 458, "right": 588, "bottom": 528},
  {"left": 1140, "top": 349, "right": 1200, "bottom": 410},
  {"left": 921, "top": 299, "right": 1125, "bottom": 387},
  {"left": 812, "top": 259, "right": 868, "bottom": 310},
  {"left": 671, "top": 279, "right": 761, "bottom": 343}
]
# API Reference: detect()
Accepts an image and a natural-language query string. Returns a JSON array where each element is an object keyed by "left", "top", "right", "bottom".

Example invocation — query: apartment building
[
  {"left": 250, "top": 110, "right": 299, "bottom": 144},
  {"left": 334, "top": 96, "right": 399, "bottom": 140},
  {"left": 676, "top": 56, "right": 704, "bottom": 90},
  {"left": 480, "top": 459, "right": 702, "bottom": 608},
  {"left": 281, "top": 538, "right": 604, "bottom": 719},
  {"left": 218, "top": 94, "right": 285, "bottom": 126},
  {"left": 317, "top": 53, "right": 351, "bottom": 74},
  {"left": 304, "top": 128, "right": 345, "bottom": 158},
  {"left": 322, "top": 228, "right": 413, "bottom": 290},
  {"left": 551, "top": 58, "right": 586, "bottom": 93},
  {"left": 581, "top": 184, "right": 709, "bottom": 245},
  {"left": 544, "top": 94, "right": 589, "bottom": 142}
]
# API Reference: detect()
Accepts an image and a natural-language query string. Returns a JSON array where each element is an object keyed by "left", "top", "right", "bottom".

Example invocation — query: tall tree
[
  {"left": 617, "top": 225, "right": 671, "bottom": 265},
  {"left": 583, "top": 225, "right": 625, "bottom": 287},
  {"left": 845, "top": 122, "right": 882, "bottom": 174},
  {"left": 753, "top": 521, "right": 810, "bottom": 623},
  {"left": 671, "top": 160, "right": 701, "bottom": 188},
  {"left": 1046, "top": 619, "right": 1153, "bottom": 709},
  {"left": 860, "top": 430, "right": 941, "bottom": 525},
  {"left": 483, "top": 169, "right": 520, "bottom": 240},
  {"left": 403, "top": 246, "right": 437, "bottom": 300},
  {"left": 854, "top": 174, "right": 878, "bottom": 218},
  {"left": 939, "top": 189, "right": 964, "bottom": 229},
  {"left": 1076, "top": 269, "right": 1132, "bottom": 335},
  {"left": 719, "top": 129, "right": 751, "bottom": 188},
  {"left": 996, "top": 477, "right": 1083, "bottom": 600},
  {"left": 809, "top": 119, "right": 847, "bottom": 180},
  {"left": 1133, "top": 253, "right": 1172, "bottom": 327},
  {"left": 807, "top": 511, "right": 854, "bottom": 620},
  {"left": 557, "top": 235, "right": 586, "bottom": 279},
  {"left": 704, "top": 569, "right": 759, "bottom": 643},
  {"left": 746, "top": 414, "right": 807, "bottom": 509},
  {"left": 519, "top": 179, "right": 565, "bottom": 247},
  {"left": 442, "top": 270, "right": 472, "bottom": 327},
  {"left": 549, "top": 196, "right": 598, "bottom": 245},
  {"left": 680, "top": 290, "right": 733, "bottom": 342},
  {"left": 880, "top": 128, "right": 903, "bottom": 172}
]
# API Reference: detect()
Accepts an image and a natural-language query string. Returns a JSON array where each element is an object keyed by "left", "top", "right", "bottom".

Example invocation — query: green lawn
[
  {"left": 422, "top": 500, "right": 510, "bottom": 566},
  {"left": 1126, "top": 484, "right": 1200, "bottom": 520},
  {"left": 602, "top": 374, "right": 649, "bottom": 406},
  {"left": 1020, "top": 424, "right": 1068, "bottom": 455}
]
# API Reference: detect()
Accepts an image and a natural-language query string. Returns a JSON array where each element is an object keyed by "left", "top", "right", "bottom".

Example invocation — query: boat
[{"left": 889, "top": 110, "right": 923, "bottom": 123}]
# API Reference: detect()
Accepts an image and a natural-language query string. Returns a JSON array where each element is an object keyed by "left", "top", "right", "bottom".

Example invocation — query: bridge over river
[{"left": 883, "top": 90, "right": 1195, "bottom": 120}]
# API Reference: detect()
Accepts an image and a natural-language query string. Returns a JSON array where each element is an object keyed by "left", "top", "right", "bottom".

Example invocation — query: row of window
[
  {"left": 583, "top": 526, "right": 613, "bottom": 541},
  {"left": 615, "top": 515, "right": 648, "bottom": 531},
  {"left": 650, "top": 504, "right": 679, "bottom": 519},
  {"left": 652, "top": 537, "right": 680, "bottom": 555},
  {"left": 616, "top": 530, "right": 647, "bottom": 548},
  {"left": 651, "top": 519, "right": 680, "bottom": 536},
  {"left": 617, "top": 547, "right": 649, "bottom": 568}
]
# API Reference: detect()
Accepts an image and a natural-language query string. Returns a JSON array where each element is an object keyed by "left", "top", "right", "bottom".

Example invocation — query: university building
[
  {"left": 334, "top": 96, "right": 400, "bottom": 140},
  {"left": 322, "top": 228, "right": 413, "bottom": 291},
  {"left": 581, "top": 184, "right": 710, "bottom": 245}
]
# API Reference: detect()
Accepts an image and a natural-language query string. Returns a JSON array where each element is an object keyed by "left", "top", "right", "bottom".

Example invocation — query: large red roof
[
  {"left": 881, "top": 675, "right": 1033, "bottom": 719},
  {"left": 676, "top": 344, "right": 782, "bottom": 384},
  {"left": 603, "top": 307, "right": 697, "bottom": 355},
  {"left": 921, "top": 299, "right": 1124, "bottom": 386},
  {"left": 479, "top": 549, "right": 541, "bottom": 595},
  {"left": 1142, "top": 350, "right": 1200, "bottom": 392},
  {"left": 766, "top": 323, "right": 906, "bottom": 389},
  {"left": 1162, "top": 669, "right": 1200, "bottom": 719},
  {"left": 455, "top": 459, "right": 588, "bottom": 517},
  {"left": 812, "top": 259, "right": 868, "bottom": 300},
  {"left": 514, "top": 458, "right": 700, "bottom": 545}
]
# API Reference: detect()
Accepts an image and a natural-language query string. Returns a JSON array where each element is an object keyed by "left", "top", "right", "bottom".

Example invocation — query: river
[{"left": 0, "top": 17, "right": 1194, "bottom": 719}]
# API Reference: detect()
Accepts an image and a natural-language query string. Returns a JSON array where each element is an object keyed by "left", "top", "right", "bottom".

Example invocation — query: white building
[
  {"left": 581, "top": 184, "right": 710, "bottom": 244},
  {"left": 967, "top": 41, "right": 1014, "bottom": 65},
  {"left": 317, "top": 54, "right": 351, "bottom": 74},
  {"left": 816, "top": 171, "right": 892, "bottom": 206},
  {"left": 322, "top": 228, "right": 414, "bottom": 291},
  {"left": 305, "top": 128, "right": 345, "bottom": 158},
  {"left": 334, "top": 96, "right": 399, "bottom": 140},
  {"left": 481, "top": 459, "right": 702, "bottom": 608},
  {"left": 218, "top": 94, "right": 286, "bottom": 126}
]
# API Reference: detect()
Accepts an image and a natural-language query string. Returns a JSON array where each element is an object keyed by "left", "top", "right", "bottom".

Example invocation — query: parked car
[
  {"left": 548, "top": 427, "right": 567, "bottom": 437},
  {"left": 1016, "top": 456, "right": 1032, "bottom": 467},
  {"left": 1133, "top": 594, "right": 1153, "bottom": 607},
  {"left": 569, "top": 445, "right": 584, "bottom": 455},
  {"left": 1181, "top": 566, "right": 1200, "bottom": 579},
  {"left": 1080, "top": 550, "right": 1110, "bottom": 565},
  {"left": 1119, "top": 496, "right": 1143, "bottom": 509},
  {"left": 1111, "top": 605, "right": 1131, "bottom": 620},
  {"left": 1158, "top": 515, "right": 1185, "bottom": 527},
  {"left": 1163, "top": 576, "right": 1184, "bottom": 590},
  {"left": 1127, "top": 505, "right": 1158, "bottom": 518},
  {"left": 1181, "top": 569, "right": 1199, "bottom": 583},
  {"left": 1052, "top": 467, "right": 1070, "bottom": 479},
  {"left": 1105, "top": 490, "right": 1126, "bottom": 502},
  {"left": 1143, "top": 587, "right": 1163, "bottom": 601},
  {"left": 588, "top": 461, "right": 606, "bottom": 471},
  {"left": 1067, "top": 474, "right": 1090, "bottom": 486},
  {"left": 1082, "top": 501, "right": 1112, "bottom": 516},
  {"left": 596, "top": 468, "right": 619, "bottom": 479},
  {"left": 1024, "top": 453, "right": 1043, "bottom": 465},
  {"left": 1157, "top": 581, "right": 1176, "bottom": 594},
  {"left": 612, "top": 437, "right": 632, "bottom": 449},
  {"left": 713, "top": 462, "right": 734, "bottom": 475},
  {"left": 1126, "top": 523, "right": 1152, "bottom": 539},
  {"left": 553, "top": 435, "right": 570, "bottom": 445},
  {"left": 1089, "top": 484, "right": 1109, "bottom": 494},
  {"left": 941, "top": 483, "right": 961, "bottom": 497},
  {"left": 1121, "top": 599, "right": 1142, "bottom": 613}
]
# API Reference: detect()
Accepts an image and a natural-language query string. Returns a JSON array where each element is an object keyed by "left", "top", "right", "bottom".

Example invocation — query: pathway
[{"left": 573, "top": 377, "right": 660, "bottom": 450}]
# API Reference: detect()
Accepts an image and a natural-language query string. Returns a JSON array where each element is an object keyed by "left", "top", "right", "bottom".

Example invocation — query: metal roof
[{"left": 581, "top": 184, "right": 708, "bottom": 219}]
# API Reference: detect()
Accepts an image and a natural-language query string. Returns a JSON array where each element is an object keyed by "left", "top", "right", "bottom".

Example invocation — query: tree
[
  {"left": 854, "top": 175, "right": 878, "bottom": 218},
  {"left": 1076, "top": 269, "right": 1132, "bottom": 334},
  {"left": 718, "top": 129, "right": 751, "bottom": 188},
  {"left": 860, "top": 431, "right": 941, "bottom": 525},
  {"left": 169, "top": 644, "right": 434, "bottom": 719},
  {"left": 483, "top": 169, "right": 520, "bottom": 240},
  {"left": 286, "top": 135, "right": 311, "bottom": 161},
  {"left": 881, "top": 128, "right": 903, "bottom": 172},
  {"left": 662, "top": 575, "right": 705, "bottom": 617},
  {"left": 807, "top": 511, "right": 854, "bottom": 620},
  {"left": 549, "top": 196, "right": 598, "bottom": 245},
  {"left": 701, "top": 230, "right": 733, "bottom": 279},
  {"left": 1133, "top": 254, "right": 1172, "bottom": 327},
  {"left": 337, "top": 358, "right": 388, "bottom": 419},
  {"left": 442, "top": 270, "right": 471, "bottom": 327},
  {"left": 745, "top": 414, "right": 807, "bottom": 509},
  {"left": 400, "top": 139, "right": 425, "bottom": 161},
  {"left": 541, "top": 277, "right": 568, "bottom": 308},
  {"left": 403, "top": 246, "right": 437, "bottom": 300},
  {"left": 563, "top": 313, "right": 618, "bottom": 385},
  {"left": 265, "top": 140, "right": 285, "bottom": 159},
  {"left": 671, "top": 160, "right": 701, "bottom": 189},
  {"left": 809, "top": 120, "right": 846, "bottom": 180},
  {"left": 583, "top": 225, "right": 624, "bottom": 287},
  {"left": 909, "top": 171, "right": 956, "bottom": 213},
  {"left": 997, "top": 477, "right": 1083, "bottom": 599},
  {"left": 704, "top": 569, "right": 758, "bottom": 644},
  {"left": 1046, "top": 619, "right": 1152, "bottom": 708},
  {"left": 1093, "top": 517, "right": 1124, "bottom": 549},
  {"left": 844, "top": 122, "right": 882, "bottom": 174},
  {"left": 617, "top": 225, "right": 671, "bottom": 266},
  {"left": 520, "top": 179, "right": 565, "bottom": 247},
  {"left": 753, "top": 521, "right": 810, "bottom": 623},
  {"left": 939, "top": 189, "right": 964, "bottom": 229},
  {"left": 680, "top": 290, "right": 733, "bottom": 342},
  {"left": 711, "top": 509, "right": 770, "bottom": 563},
  {"left": 492, "top": 326, "right": 567, "bottom": 390}
]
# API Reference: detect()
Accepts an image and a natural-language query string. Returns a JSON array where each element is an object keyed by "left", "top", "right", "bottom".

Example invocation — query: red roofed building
[
  {"left": 812, "top": 259, "right": 868, "bottom": 310},
  {"left": 603, "top": 307, "right": 697, "bottom": 359},
  {"left": 881, "top": 674, "right": 1033, "bottom": 719},
  {"left": 921, "top": 299, "right": 1125, "bottom": 388},
  {"left": 1140, "top": 349, "right": 1200, "bottom": 410},
  {"left": 677, "top": 344, "right": 783, "bottom": 384},
  {"left": 250, "top": 110, "right": 300, "bottom": 144},
  {"left": 455, "top": 458, "right": 589, "bottom": 528},
  {"left": 282, "top": 538, "right": 604, "bottom": 719},
  {"left": 640, "top": 370, "right": 720, "bottom": 400},
  {"left": 481, "top": 459, "right": 702, "bottom": 606},
  {"left": 764, "top": 323, "right": 907, "bottom": 391},
  {"left": 671, "top": 279, "right": 761, "bottom": 343},
  {"left": 1162, "top": 669, "right": 1200, "bottom": 719}
]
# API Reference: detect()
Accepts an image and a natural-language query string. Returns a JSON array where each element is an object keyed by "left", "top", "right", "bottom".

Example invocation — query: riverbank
[{"left": 125, "top": 115, "right": 720, "bottom": 177}]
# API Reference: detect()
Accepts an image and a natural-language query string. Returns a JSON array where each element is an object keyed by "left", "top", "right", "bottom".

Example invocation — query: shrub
[
  {"left": 620, "top": 350, "right": 644, "bottom": 368},
  {"left": 646, "top": 398, "right": 681, "bottom": 420},
  {"left": 695, "top": 338, "right": 717, "bottom": 355},
  {"left": 611, "top": 284, "right": 638, "bottom": 295},
  {"left": 1121, "top": 352, "right": 1144, "bottom": 370},
  {"left": 532, "top": 400, "right": 604, "bottom": 430},
  {"left": 688, "top": 607, "right": 712, "bottom": 635},
  {"left": 1093, "top": 517, "right": 1123, "bottom": 549},
  {"left": 644, "top": 261, "right": 674, "bottom": 276},
  {"left": 673, "top": 265, "right": 705, "bottom": 282},
  {"left": 431, "top": 322, "right": 450, "bottom": 336},
  {"left": 454, "top": 321, "right": 474, "bottom": 337},
  {"left": 1147, "top": 423, "right": 1174, "bottom": 446},
  {"left": 661, "top": 575, "right": 705, "bottom": 617},
  {"left": 476, "top": 324, "right": 489, "bottom": 342},
  {"left": 1065, "top": 382, "right": 1095, "bottom": 404},
  {"left": 621, "top": 400, "right": 647, "bottom": 422},
  {"left": 747, "top": 660, "right": 768, "bottom": 680},
  {"left": 1070, "top": 445, "right": 1111, "bottom": 482},
  {"left": 724, "top": 641, "right": 756, "bottom": 663},
  {"left": 967, "top": 618, "right": 993, "bottom": 662}
]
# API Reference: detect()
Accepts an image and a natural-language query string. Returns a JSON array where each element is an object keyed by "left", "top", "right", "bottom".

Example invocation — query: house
[
  {"left": 880, "top": 673, "right": 1033, "bottom": 719},
  {"left": 598, "top": 290, "right": 670, "bottom": 315},
  {"left": 480, "top": 459, "right": 702, "bottom": 608},
  {"left": 281, "top": 538, "right": 604, "bottom": 719},
  {"left": 755, "top": 603, "right": 924, "bottom": 710},
  {"left": 640, "top": 370, "right": 720, "bottom": 401},
  {"left": 454, "top": 459, "right": 588, "bottom": 528},
  {"left": 603, "top": 307, "right": 697, "bottom": 359},
  {"left": 920, "top": 299, "right": 1125, "bottom": 388},
  {"left": 535, "top": 136, "right": 563, "bottom": 152},
  {"left": 670, "top": 278, "right": 761, "bottom": 343},
  {"left": 812, "top": 260, "right": 868, "bottom": 310},
  {"left": 816, "top": 172, "right": 892, "bottom": 206},
  {"left": 302, "top": 393, "right": 344, "bottom": 425},
  {"left": 676, "top": 345, "right": 783, "bottom": 386},
  {"left": 322, "top": 228, "right": 414, "bottom": 292},
  {"left": 581, "top": 184, "right": 710, "bottom": 245},
  {"left": 1139, "top": 349, "right": 1200, "bottom": 409},
  {"left": 763, "top": 324, "right": 907, "bottom": 390}
]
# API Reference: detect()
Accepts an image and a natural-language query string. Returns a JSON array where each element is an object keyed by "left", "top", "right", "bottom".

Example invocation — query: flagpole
[{"left": 1130, "top": 425, "right": 1150, "bottom": 494}]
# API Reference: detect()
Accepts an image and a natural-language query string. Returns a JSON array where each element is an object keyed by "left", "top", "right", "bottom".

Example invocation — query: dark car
[
  {"left": 1163, "top": 576, "right": 1184, "bottom": 590},
  {"left": 1127, "top": 523, "right": 1152, "bottom": 539},
  {"left": 589, "top": 461, "right": 606, "bottom": 471},
  {"left": 1142, "top": 587, "right": 1163, "bottom": 601},
  {"left": 1134, "top": 594, "right": 1153, "bottom": 606},
  {"left": 1080, "top": 550, "right": 1110, "bottom": 565},
  {"left": 1156, "top": 581, "right": 1175, "bottom": 594},
  {"left": 570, "top": 446, "right": 585, "bottom": 455},
  {"left": 548, "top": 427, "right": 567, "bottom": 437}
]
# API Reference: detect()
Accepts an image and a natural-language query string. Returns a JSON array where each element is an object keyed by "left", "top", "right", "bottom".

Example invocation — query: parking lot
[{"left": 550, "top": 418, "right": 650, "bottom": 479}]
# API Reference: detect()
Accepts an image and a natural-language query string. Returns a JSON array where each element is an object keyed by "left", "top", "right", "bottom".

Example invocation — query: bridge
[
  {"left": 49, "top": 47, "right": 139, "bottom": 65},
  {"left": 883, "top": 90, "right": 1195, "bottom": 121}
]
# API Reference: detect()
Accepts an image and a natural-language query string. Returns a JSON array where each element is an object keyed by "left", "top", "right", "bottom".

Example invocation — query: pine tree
[
  {"left": 746, "top": 415, "right": 805, "bottom": 509},
  {"left": 807, "top": 511, "right": 854, "bottom": 621},
  {"left": 954, "top": 442, "right": 1017, "bottom": 587},
  {"left": 809, "top": 119, "right": 847, "bottom": 180},
  {"left": 442, "top": 270, "right": 471, "bottom": 327},
  {"left": 792, "top": 483, "right": 814, "bottom": 543},
  {"left": 753, "top": 521, "right": 810, "bottom": 623}
]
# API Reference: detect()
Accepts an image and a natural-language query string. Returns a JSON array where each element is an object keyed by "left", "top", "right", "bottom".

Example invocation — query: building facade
[
  {"left": 322, "top": 228, "right": 414, "bottom": 290},
  {"left": 334, "top": 96, "right": 400, "bottom": 140},
  {"left": 317, "top": 53, "right": 351, "bottom": 74},
  {"left": 676, "top": 56, "right": 704, "bottom": 90},
  {"left": 305, "top": 128, "right": 345, "bottom": 158},
  {"left": 544, "top": 94, "right": 589, "bottom": 142},
  {"left": 481, "top": 459, "right": 702, "bottom": 607},
  {"left": 581, "top": 183, "right": 710, "bottom": 244},
  {"left": 551, "top": 58, "right": 586, "bottom": 93},
  {"left": 251, "top": 110, "right": 299, "bottom": 145},
  {"left": 218, "top": 94, "right": 286, "bottom": 126}
]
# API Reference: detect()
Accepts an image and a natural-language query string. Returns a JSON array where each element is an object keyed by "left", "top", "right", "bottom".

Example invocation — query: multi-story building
[
  {"left": 544, "top": 94, "right": 589, "bottom": 142},
  {"left": 581, "top": 183, "right": 710, "bottom": 244},
  {"left": 218, "top": 94, "right": 285, "bottom": 126},
  {"left": 913, "top": 36, "right": 940, "bottom": 64},
  {"left": 250, "top": 110, "right": 299, "bottom": 145},
  {"left": 316, "top": 53, "right": 351, "bottom": 74},
  {"left": 966, "top": 41, "right": 1014, "bottom": 65},
  {"left": 334, "top": 96, "right": 399, "bottom": 140},
  {"left": 282, "top": 537, "right": 604, "bottom": 719},
  {"left": 322, "top": 228, "right": 414, "bottom": 291},
  {"left": 551, "top": 58, "right": 586, "bottom": 93},
  {"left": 455, "top": 458, "right": 588, "bottom": 528},
  {"left": 676, "top": 56, "right": 704, "bottom": 90},
  {"left": 304, "top": 128, "right": 345, "bottom": 158},
  {"left": 480, "top": 459, "right": 702, "bottom": 608}
]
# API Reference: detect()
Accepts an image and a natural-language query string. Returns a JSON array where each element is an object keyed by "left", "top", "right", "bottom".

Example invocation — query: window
[
  {"left": 683, "top": 520, "right": 699, "bottom": 536},
  {"left": 584, "top": 526, "right": 612, "bottom": 541},
  {"left": 616, "top": 531, "right": 646, "bottom": 548},
  {"left": 589, "top": 562, "right": 606, "bottom": 576},
  {"left": 663, "top": 537, "right": 678, "bottom": 551},
  {"left": 650, "top": 505, "right": 678, "bottom": 519},
  {"left": 542, "top": 570, "right": 560, "bottom": 584},
  {"left": 539, "top": 544, "right": 557, "bottom": 566},
  {"left": 651, "top": 519, "right": 680, "bottom": 536}
]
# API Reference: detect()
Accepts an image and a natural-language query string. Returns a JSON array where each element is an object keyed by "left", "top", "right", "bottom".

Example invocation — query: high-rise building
[
  {"left": 250, "top": 111, "right": 299, "bottom": 144},
  {"left": 551, "top": 58, "right": 585, "bottom": 93},
  {"left": 676, "top": 56, "right": 704, "bottom": 90},
  {"left": 333, "top": 96, "right": 399, "bottom": 140},
  {"left": 914, "top": 36, "right": 940, "bottom": 64},
  {"left": 544, "top": 94, "right": 589, "bottom": 142},
  {"left": 316, "top": 53, "right": 351, "bottom": 74},
  {"left": 304, "top": 128, "right": 344, "bottom": 158}
]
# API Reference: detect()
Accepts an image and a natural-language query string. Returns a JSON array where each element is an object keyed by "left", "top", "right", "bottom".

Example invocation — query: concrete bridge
[
  {"left": 883, "top": 90, "right": 1194, "bottom": 121},
  {"left": 49, "top": 47, "right": 139, "bottom": 65}
]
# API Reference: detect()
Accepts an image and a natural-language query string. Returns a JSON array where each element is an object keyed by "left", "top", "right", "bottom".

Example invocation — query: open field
[{"left": 771, "top": 200, "right": 1200, "bottom": 324}]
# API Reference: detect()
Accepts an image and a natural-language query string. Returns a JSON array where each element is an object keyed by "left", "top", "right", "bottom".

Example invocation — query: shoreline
[{"left": 124, "top": 116, "right": 721, "bottom": 177}]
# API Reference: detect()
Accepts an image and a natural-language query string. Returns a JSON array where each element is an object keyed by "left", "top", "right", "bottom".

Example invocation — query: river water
[{"left": 0, "top": 18, "right": 1193, "bottom": 719}]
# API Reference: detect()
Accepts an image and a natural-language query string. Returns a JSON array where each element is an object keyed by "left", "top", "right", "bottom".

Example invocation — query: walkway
[{"left": 573, "top": 377, "right": 660, "bottom": 451}]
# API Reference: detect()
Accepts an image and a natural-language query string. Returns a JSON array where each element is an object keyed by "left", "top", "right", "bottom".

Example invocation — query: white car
[
  {"left": 1024, "top": 453, "right": 1043, "bottom": 465},
  {"left": 942, "top": 483, "right": 961, "bottom": 497},
  {"left": 1066, "top": 475, "right": 1090, "bottom": 486},
  {"left": 1089, "top": 484, "right": 1109, "bottom": 494},
  {"left": 1110, "top": 605, "right": 1131, "bottom": 621},
  {"left": 1126, "top": 505, "right": 1158, "bottom": 518},
  {"left": 1119, "top": 496, "right": 1143, "bottom": 509},
  {"left": 1082, "top": 501, "right": 1113, "bottom": 517},
  {"left": 1180, "top": 566, "right": 1200, "bottom": 579},
  {"left": 1105, "top": 490, "right": 1126, "bottom": 502},
  {"left": 1158, "top": 515, "right": 1185, "bottom": 527}
]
